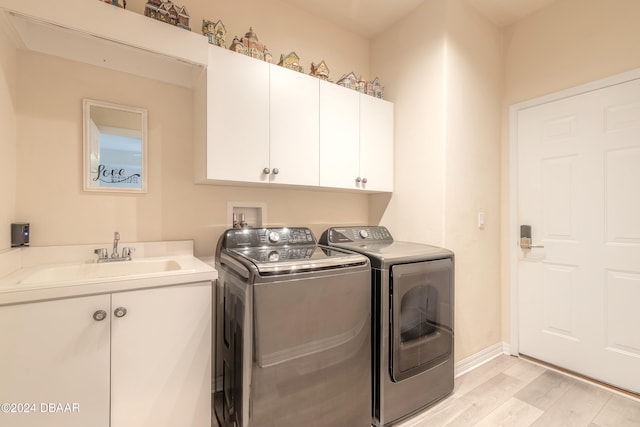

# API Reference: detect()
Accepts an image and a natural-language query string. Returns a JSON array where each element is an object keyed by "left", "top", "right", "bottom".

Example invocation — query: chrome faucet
[
  {"left": 112, "top": 231, "right": 120, "bottom": 258},
  {"left": 94, "top": 232, "right": 134, "bottom": 263}
]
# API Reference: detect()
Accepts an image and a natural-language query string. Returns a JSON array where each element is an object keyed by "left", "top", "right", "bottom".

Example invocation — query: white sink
[{"left": 19, "top": 259, "right": 183, "bottom": 285}]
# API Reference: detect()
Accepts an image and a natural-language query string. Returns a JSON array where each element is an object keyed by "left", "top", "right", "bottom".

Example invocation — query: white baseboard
[{"left": 455, "top": 342, "right": 509, "bottom": 378}]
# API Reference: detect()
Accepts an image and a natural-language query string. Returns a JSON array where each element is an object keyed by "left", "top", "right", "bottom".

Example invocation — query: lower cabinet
[{"left": 0, "top": 282, "right": 211, "bottom": 427}]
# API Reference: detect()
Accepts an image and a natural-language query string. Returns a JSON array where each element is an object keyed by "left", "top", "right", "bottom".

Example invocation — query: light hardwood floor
[
  {"left": 212, "top": 354, "right": 640, "bottom": 426},
  {"left": 399, "top": 355, "right": 640, "bottom": 427}
]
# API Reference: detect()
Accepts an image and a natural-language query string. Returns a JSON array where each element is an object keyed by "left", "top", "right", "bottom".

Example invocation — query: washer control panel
[
  {"left": 322, "top": 226, "right": 393, "bottom": 243},
  {"left": 224, "top": 227, "right": 316, "bottom": 249}
]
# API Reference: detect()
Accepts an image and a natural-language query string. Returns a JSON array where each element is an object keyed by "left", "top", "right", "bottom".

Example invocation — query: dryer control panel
[{"left": 321, "top": 226, "right": 393, "bottom": 243}]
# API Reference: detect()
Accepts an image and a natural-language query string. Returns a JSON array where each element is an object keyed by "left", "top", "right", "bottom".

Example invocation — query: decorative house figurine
[
  {"left": 367, "top": 77, "right": 385, "bottom": 99},
  {"left": 101, "top": 0, "right": 126, "bottom": 8},
  {"left": 356, "top": 76, "right": 366, "bottom": 93},
  {"left": 336, "top": 72, "right": 358, "bottom": 90},
  {"left": 310, "top": 60, "right": 330, "bottom": 81},
  {"left": 144, "top": 0, "right": 190, "bottom": 31},
  {"left": 229, "top": 28, "right": 272, "bottom": 62},
  {"left": 229, "top": 36, "right": 248, "bottom": 55},
  {"left": 202, "top": 19, "right": 226, "bottom": 48},
  {"left": 278, "top": 52, "right": 304, "bottom": 72}
]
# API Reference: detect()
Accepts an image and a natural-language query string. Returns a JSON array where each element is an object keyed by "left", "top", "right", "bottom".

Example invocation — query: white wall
[
  {"left": 0, "top": 19, "right": 16, "bottom": 251},
  {"left": 501, "top": 0, "right": 640, "bottom": 342},
  {"left": 371, "top": 0, "right": 503, "bottom": 361}
]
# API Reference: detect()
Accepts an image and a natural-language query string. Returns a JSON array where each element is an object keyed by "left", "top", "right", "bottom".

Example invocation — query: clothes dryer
[{"left": 321, "top": 226, "right": 454, "bottom": 426}]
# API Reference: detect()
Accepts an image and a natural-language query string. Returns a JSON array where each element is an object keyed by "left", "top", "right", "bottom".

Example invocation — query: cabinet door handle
[
  {"left": 263, "top": 168, "right": 270, "bottom": 174},
  {"left": 362, "top": 177, "right": 368, "bottom": 184},
  {"left": 355, "top": 177, "right": 362, "bottom": 183},
  {"left": 272, "top": 168, "right": 279, "bottom": 175},
  {"left": 93, "top": 310, "right": 107, "bottom": 321},
  {"left": 114, "top": 307, "right": 127, "bottom": 318}
]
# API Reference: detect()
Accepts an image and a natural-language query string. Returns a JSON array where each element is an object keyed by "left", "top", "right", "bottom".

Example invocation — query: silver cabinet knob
[
  {"left": 355, "top": 177, "right": 362, "bottom": 183},
  {"left": 272, "top": 168, "right": 279, "bottom": 175},
  {"left": 93, "top": 310, "right": 107, "bottom": 321},
  {"left": 362, "top": 177, "right": 368, "bottom": 184},
  {"left": 114, "top": 307, "right": 127, "bottom": 318},
  {"left": 263, "top": 168, "right": 270, "bottom": 174}
]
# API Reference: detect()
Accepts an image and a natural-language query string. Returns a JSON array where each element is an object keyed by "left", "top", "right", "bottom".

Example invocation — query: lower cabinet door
[
  {"left": 110, "top": 283, "right": 212, "bottom": 427},
  {"left": 0, "top": 295, "right": 111, "bottom": 427}
]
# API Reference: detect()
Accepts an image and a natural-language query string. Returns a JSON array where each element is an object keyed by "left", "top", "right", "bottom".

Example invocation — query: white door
[
  {"left": 269, "top": 64, "right": 319, "bottom": 186},
  {"left": 360, "top": 95, "right": 394, "bottom": 192},
  {"left": 207, "top": 46, "right": 270, "bottom": 183},
  {"left": 111, "top": 283, "right": 211, "bottom": 427},
  {"left": 517, "top": 77, "right": 640, "bottom": 394},
  {"left": 319, "top": 80, "right": 360, "bottom": 189},
  {"left": 0, "top": 295, "right": 111, "bottom": 427}
]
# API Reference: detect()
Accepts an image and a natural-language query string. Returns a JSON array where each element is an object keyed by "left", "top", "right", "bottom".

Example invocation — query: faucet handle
[
  {"left": 94, "top": 248, "right": 108, "bottom": 259},
  {"left": 122, "top": 247, "right": 135, "bottom": 259}
]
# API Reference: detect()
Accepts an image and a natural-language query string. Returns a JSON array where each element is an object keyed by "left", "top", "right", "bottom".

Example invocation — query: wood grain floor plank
[
  {"left": 473, "top": 397, "right": 544, "bottom": 427},
  {"left": 514, "top": 369, "right": 576, "bottom": 411},
  {"left": 591, "top": 394, "right": 640, "bottom": 427},
  {"left": 446, "top": 373, "right": 525, "bottom": 426},
  {"left": 529, "top": 381, "right": 611, "bottom": 427}
]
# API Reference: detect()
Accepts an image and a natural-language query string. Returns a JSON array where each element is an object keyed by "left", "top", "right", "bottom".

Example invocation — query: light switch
[{"left": 477, "top": 212, "right": 485, "bottom": 229}]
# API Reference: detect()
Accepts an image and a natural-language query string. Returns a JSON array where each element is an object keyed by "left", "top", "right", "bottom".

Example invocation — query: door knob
[
  {"left": 520, "top": 225, "right": 544, "bottom": 250},
  {"left": 93, "top": 310, "right": 107, "bottom": 321}
]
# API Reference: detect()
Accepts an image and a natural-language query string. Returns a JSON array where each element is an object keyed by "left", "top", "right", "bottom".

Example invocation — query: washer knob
[
  {"left": 268, "top": 231, "right": 280, "bottom": 243},
  {"left": 359, "top": 229, "right": 369, "bottom": 239}
]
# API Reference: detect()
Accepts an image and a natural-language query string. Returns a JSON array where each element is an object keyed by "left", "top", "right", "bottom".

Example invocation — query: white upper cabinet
[
  {"left": 201, "top": 47, "right": 320, "bottom": 187},
  {"left": 319, "top": 80, "right": 360, "bottom": 189},
  {"left": 320, "top": 81, "right": 394, "bottom": 192},
  {"left": 360, "top": 95, "right": 394, "bottom": 192},
  {"left": 204, "top": 46, "right": 270, "bottom": 184},
  {"left": 269, "top": 65, "right": 320, "bottom": 186}
]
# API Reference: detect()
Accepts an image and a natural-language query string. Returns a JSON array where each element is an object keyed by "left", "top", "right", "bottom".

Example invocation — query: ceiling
[{"left": 281, "top": 0, "right": 559, "bottom": 37}]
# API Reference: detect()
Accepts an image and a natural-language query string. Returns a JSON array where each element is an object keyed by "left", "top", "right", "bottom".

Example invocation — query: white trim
[
  {"left": 455, "top": 342, "right": 506, "bottom": 377},
  {"left": 508, "top": 67, "right": 640, "bottom": 358}
]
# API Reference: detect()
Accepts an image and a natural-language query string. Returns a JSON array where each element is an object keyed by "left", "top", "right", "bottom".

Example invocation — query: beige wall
[
  {"left": 11, "top": 0, "right": 373, "bottom": 257},
  {"left": 369, "top": 0, "right": 447, "bottom": 245},
  {"left": 445, "top": 0, "right": 503, "bottom": 360},
  {"left": 126, "top": 0, "right": 371, "bottom": 82},
  {"left": 501, "top": 0, "right": 640, "bottom": 342},
  {"left": 371, "top": 0, "right": 503, "bottom": 361},
  {"left": 0, "top": 20, "right": 16, "bottom": 251}
]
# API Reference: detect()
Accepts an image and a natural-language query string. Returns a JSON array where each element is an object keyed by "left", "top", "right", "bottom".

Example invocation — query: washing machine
[
  {"left": 214, "top": 227, "right": 372, "bottom": 427},
  {"left": 320, "top": 226, "right": 454, "bottom": 427}
]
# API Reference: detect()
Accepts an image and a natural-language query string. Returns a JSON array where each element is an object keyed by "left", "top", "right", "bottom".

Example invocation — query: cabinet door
[
  {"left": 359, "top": 95, "right": 394, "bottom": 192},
  {"left": 0, "top": 295, "right": 111, "bottom": 427},
  {"left": 207, "top": 46, "right": 269, "bottom": 183},
  {"left": 319, "top": 81, "right": 360, "bottom": 189},
  {"left": 110, "top": 283, "right": 211, "bottom": 427},
  {"left": 269, "top": 64, "right": 320, "bottom": 186}
]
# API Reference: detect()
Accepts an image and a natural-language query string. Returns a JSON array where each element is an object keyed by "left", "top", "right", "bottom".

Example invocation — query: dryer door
[{"left": 390, "top": 258, "right": 453, "bottom": 381}]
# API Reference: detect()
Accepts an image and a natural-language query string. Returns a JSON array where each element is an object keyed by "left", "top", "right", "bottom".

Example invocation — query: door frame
[{"left": 508, "top": 67, "right": 640, "bottom": 356}]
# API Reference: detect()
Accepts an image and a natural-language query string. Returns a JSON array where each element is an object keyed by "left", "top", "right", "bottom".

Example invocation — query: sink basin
[{"left": 19, "top": 259, "right": 182, "bottom": 285}]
